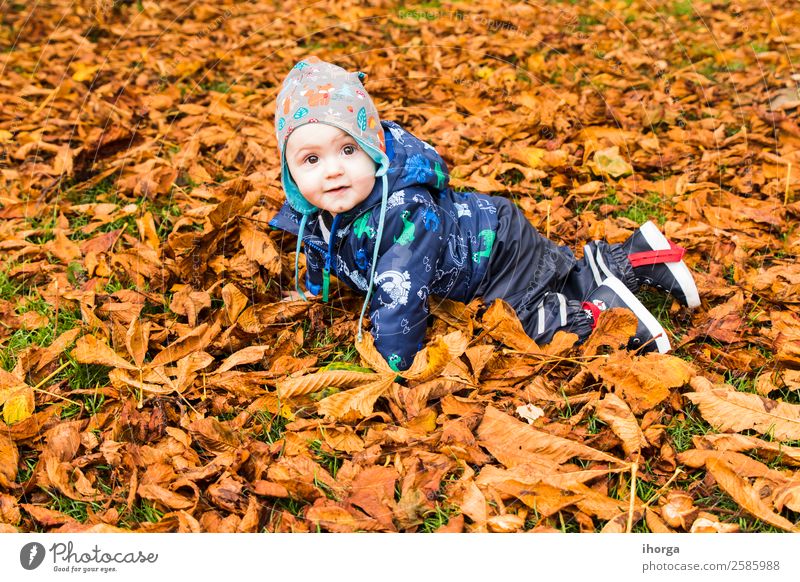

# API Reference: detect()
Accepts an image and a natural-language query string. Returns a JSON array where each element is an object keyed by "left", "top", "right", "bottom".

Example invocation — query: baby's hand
[{"left": 281, "top": 290, "right": 315, "bottom": 302}]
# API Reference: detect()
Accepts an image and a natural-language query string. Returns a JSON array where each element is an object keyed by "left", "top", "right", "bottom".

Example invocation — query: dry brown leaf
[
  {"left": 706, "top": 457, "right": 798, "bottom": 532},
  {"left": 240, "top": 222, "right": 281, "bottom": 276},
  {"left": 125, "top": 318, "right": 151, "bottom": 368},
  {"left": 690, "top": 515, "right": 739, "bottom": 533},
  {"left": 686, "top": 379, "right": 800, "bottom": 441},
  {"left": 402, "top": 331, "right": 469, "bottom": 383},
  {"left": 477, "top": 406, "right": 625, "bottom": 467},
  {"left": 481, "top": 299, "right": 541, "bottom": 353},
  {"left": 595, "top": 392, "right": 646, "bottom": 458},
  {"left": 71, "top": 334, "right": 137, "bottom": 371},
  {"left": 694, "top": 433, "right": 800, "bottom": 466},
  {"left": 237, "top": 302, "right": 309, "bottom": 333},
  {"left": 581, "top": 308, "right": 638, "bottom": 356},
  {"left": 659, "top": 490, "right": 698, "bottom": 530},
  {"left": 588, "top": 351, "right": 695, "bottom": 414},
  {"left": 354, "top": 332, "right": 395, "bottom": 374},
  {"left": 0, "top": 432, "right": 19, "bottom": 487},
  {"left": 149, "top": 323, "right": 211, "bottom": 368},
  {"left": 317, "top": 375, "right": 395, "bottom": 421},
  {"left": 216, "top": 345, "right": 271, "bottom": 373},
  {"left": 221, "top": 283, "right": 249, "bottom": 325},
  {"left": 773, "top": 481, "right": 800, "bottom": 513},
  {"left": 600, "top": 510, "right": 642, "bottom": 533},
  {"left": 346, "top": 466, "right": 398, "bottom": 531},
  {"left": 277, "top": 369, "right": 377, "bottom": 398},
  {"left": 645, "top": 508, "right": 675, "bottom": 533}
]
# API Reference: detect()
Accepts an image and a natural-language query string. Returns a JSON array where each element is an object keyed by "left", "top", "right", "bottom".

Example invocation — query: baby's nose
[{"left": 324, "top": 157, "right": 344, "bottom": 177}]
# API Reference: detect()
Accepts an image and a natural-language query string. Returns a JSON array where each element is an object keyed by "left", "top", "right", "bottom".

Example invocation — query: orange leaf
[{"left": 72, "top": 334, "right": 137, "bottom": 370}]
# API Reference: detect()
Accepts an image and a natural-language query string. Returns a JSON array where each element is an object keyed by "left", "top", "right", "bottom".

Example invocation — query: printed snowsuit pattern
[
  {"left": 271, "top": 120, "right": 499, "bottom": 371},
  {"left": 271, "top": 121, "right": 639, "bottom": 370}
]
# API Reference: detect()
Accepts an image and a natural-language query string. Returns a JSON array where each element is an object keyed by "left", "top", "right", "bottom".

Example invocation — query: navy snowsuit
[{"left": 270, "top": 121, "right": 637, "bottom": 370}]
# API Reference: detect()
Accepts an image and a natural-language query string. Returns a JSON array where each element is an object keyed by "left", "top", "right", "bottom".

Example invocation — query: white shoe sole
[
  {"left": 639, "top": 221, "right": 701, "bottom": 309},
  {"left": 602, "top": 276, "right": 672, "bottom": 354}
]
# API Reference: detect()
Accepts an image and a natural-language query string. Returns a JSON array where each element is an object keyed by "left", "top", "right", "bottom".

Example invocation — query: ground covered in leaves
[{"left": 1, "top": 0, "right": 800, "bottom": 533}]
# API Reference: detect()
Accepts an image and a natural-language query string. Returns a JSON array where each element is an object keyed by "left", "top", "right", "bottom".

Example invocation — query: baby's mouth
[{"left": 325, "top": 186, "right": 349, "bottom": 194}]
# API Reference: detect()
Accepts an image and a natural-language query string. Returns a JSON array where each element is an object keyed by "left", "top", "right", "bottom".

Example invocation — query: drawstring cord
[
  {"left": 293, "top": 213, "right": 309, "bottom": 301},
  {"left": 292, "top": 170, "right": 388, "bottom": 345},
  {"left": 357, "top": 171, "right": 388, "bottom": 343}
]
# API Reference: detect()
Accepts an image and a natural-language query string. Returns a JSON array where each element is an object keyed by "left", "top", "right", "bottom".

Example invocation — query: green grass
[
  {"left": 694, "top": 487, "right": 785, "bottom": 533},
  {"left": 614, "top": 191, "right": 668, "bottom": 225},
  {"left": 420, "top": 501, "right": 460, "bottom": 532},
  {"left": 669, "top": 0, "right": 694, "bottom": 17},
  {"left": 42, "top": 489, "right": 106, "bottom": 523},
  {"left": 0, "top": 290, "right": 82, "bottom": 371},
  {"left": 637, "top": 288, "right": 677, "bottom": 336},
  {"left": 309, "top": 439, "right": 343, "bottom": 478},
  {"left": 118, "top": 499, "right": 165, "bottom": 528},
  {"left": 251, "top": 410, "right": 288, "bottom": 445},
  {"left": 665, "top": 404, "right": 712, "bottom": 453}
]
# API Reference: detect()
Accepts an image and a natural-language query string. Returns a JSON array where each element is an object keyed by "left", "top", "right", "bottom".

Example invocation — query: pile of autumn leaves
[{"left": 4, "top": 277, "right": 800, "bottom": 532}]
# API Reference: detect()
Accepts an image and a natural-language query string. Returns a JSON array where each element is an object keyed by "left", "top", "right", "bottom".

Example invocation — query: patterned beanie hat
[{"left": 275, "top": 56, "right": 389, "bottom": 215}]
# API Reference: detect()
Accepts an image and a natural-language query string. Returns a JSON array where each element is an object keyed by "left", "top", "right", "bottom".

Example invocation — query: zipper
[{"left": 321, "top": 214, "right": 341, "bottom": 302}]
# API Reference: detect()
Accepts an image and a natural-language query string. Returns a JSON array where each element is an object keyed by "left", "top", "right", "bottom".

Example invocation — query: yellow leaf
[
  {"left": 706, "top": 457, "right": 798, "bottom": 532},
  {"left": 71, "top": 63, "right": 99, "bottom": 82},
  {"left": 402, "top": 331, "right": 469, "bottom": 383},
  {"left": 3, "top": 385, "right": 35, "bottom": 425},
  {"left": 517, "top": 146, "right": 547, "bottom": 169},
  {"left": 0, "top": 130, "right": 13, "bottom": 143},
  {"left": 317, "top": 374, "right": 394, "bottom": 421},
  {"left": 589, "top": 145, "right": 633, "bottom": 178},
  {"left": 72, "top": 335, "right": 137, "bottom": 370}
]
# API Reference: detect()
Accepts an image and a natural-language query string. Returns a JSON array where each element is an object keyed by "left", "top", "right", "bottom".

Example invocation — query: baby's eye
[
  {"left": 342, "top": 144, "right": 356, "bottom": 155},
  {"left": 305, "top": 155, "right": 319, "bottom": 164}
]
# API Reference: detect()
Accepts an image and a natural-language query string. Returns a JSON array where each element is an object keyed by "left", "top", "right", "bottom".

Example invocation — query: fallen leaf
[
  {"left": 706, "top": 457, "right": 798, "bottom": 532},
  {"left": 686, "top": 377, "right": 800, "bottom": 441},
  {"left": 71, "top": 334, "right": 137, "bottom": 371},
  {"left": 595, "top": 392, "right": 647, "bottom": 457},
  {"left": 317, "top": 375, "right": 395, "bottom": 421}
]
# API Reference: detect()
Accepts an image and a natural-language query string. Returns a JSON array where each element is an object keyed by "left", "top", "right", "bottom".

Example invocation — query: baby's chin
[{"left": 323, "top": 196, "right": 364, "bottom": 214}]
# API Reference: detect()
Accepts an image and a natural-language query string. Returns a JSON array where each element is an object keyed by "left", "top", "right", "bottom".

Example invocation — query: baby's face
[{"left": 285, "top": 123, "right": 376, "bottom": 215}]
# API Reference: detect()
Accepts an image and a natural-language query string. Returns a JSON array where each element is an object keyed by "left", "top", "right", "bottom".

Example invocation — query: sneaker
[
  {"left": 582, "top": 276, "right": 671, "bottom": 353},
  {"left": 621, "top": 221, "right": 700, "bottom": 309}
]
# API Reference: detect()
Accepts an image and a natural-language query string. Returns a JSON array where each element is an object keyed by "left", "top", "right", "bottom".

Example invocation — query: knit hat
[
  {"left": 274, "top": 57, "right": 391, "bottom": 342},
  {"left": 275, "top": 56, "right": 389, "bottom": 215}
]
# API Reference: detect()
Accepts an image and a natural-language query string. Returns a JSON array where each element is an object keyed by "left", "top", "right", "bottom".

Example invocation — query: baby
[{"left": 270, "top": 57, "right": 700, "bottom": 371}]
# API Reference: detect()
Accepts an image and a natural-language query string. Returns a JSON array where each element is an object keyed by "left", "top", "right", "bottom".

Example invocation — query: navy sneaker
[
  {"left": 621, "top": 221, "right": 700, "bottom": 309},
  {"left": 582, "top": 276, "right": 671, "bottom": 353}
]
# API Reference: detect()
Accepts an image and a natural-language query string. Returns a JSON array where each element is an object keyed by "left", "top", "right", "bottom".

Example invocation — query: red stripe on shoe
[{"left": 628, "top": 240, "right": 686, "bottom": 267}]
